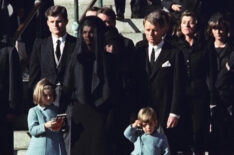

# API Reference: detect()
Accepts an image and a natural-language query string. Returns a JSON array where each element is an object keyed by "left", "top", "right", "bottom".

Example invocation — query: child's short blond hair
[
  {"left": 137, "top": 107, "right": 157, "bottom": 123},
  {"left": 33, "top": 78, "right": 56, "bottom": 105}
]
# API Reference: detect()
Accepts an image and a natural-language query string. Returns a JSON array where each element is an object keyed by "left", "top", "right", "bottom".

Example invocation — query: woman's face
[
  {"left": 181, "top": 15, "right": 196, "bottom": 37},
  {"left": 82, "top": 25, "right": 94, "bottom": 47},
  {"left": 212, "top": 27, "right": 227, "bottom": 42}
]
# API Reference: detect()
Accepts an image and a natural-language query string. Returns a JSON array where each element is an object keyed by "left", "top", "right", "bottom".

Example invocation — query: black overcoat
[
  {"left": 29, "top": 34, "right": 77, "bottom": 88},
  {"left": 0, "top": 42, "right": 22, "bottom": 155},
  {"left": 135, "top": 39, "right": 185, "bottom": 127}
]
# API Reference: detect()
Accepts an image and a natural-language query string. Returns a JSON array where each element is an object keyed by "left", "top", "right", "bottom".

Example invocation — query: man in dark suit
[
  {"left": 97, "top": 7, "right": 134, "bottom": 49},
  {"left": 161, "top": 0, "right": 205, "bottom": 29},
  {"left": 161, "top": 0, "right": 202, "bottom": 15},
  {"left": 29, "top": 5, "right": 76, "bottom": 100},
  {"left": 97, "top": 7, "right": 137, "bottom": 155},
  {"left": 135, "top": 10, "right": 185, "bottom": 155},
  {"left": 114, "top": 0, "right": 125, "bottom": 20},
  {"left": 97, "top": 7, "right": 136, "bottom": 113},
  {"left": 29, "top": 5, "right": 76, "bottom": 155},
  {"left": 0, "top": 6, "right": 23, "bottom": 155},
  {"left": 130, "top": 0, "right": 163, "bottom": 18}
]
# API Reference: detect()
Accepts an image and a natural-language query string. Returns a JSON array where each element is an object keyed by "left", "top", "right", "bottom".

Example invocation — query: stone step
[
  {"left": 54, "top": 0, "right": 142, "bottom": 36},
  {"left": 14, "top": 130, "right": 30, "bottom": 155},
  {"left": 121, "top": 32, "right": 144, "bottom": 45},
  {"left": 14, "top": 150, "right": 27, "bottom": 155},
  {"left": 116, "top": 19, "right": 144, "bottom": 33}
]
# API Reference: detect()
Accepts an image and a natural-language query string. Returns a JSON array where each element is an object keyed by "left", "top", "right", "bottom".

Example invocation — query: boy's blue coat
[{"left": 124, "top": 125, "right": 170, "bottom": 155}]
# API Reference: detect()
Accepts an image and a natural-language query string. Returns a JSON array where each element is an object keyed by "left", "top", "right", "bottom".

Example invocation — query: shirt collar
[
  {"left": 148, "top": 40, "right": 164, "bottom": 51},
  {"left": 37, "top": 104, "right": 54, "bottom": 111},
  {"left": 37, "top": 104, "right": 47, "bottom": 111},
  {"left": 52, "top": 33, "right": 67, "bottom": 44}
]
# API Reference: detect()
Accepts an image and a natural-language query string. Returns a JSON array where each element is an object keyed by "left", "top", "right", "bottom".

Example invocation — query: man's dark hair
[
  {"left": 97, "top": 7, "right": 116, "bottom": 21},
  {"left": 45, "top": 5, "right": 68, "bottom": 20},
  {"left": 143, "top": 10, "right": 167, "bottom": 28},
  {"left": 87, "top": 6, "right": 100, "bottom": 12}
]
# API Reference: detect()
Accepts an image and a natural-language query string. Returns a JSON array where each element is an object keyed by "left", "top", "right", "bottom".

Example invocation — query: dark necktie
[
  {"left": 150, "top": 48, "right": 155, "bottom": 68},
  {"left": 56, "top": 40, "right": 61, "bottom": 61}
]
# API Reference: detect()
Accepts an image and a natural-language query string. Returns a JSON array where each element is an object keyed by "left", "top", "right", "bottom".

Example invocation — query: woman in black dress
[
  {"left": 176, "top": 10, "right": 211, "bottom": 155},
  {"left": 206, "top": 12, "right": 234, "bottom": 155},
  {"left": 60, "top": 16, "right": 123, "bottom": 155}
]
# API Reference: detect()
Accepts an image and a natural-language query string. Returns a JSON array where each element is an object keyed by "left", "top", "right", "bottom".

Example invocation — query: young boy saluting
[{"left": 124, "top": 107, "right": 170, "bottom": 155}]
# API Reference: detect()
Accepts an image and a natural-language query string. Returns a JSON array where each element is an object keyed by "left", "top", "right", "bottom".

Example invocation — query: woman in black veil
[{"left": 60, "top": 16, "right": 119, "bottom": 155}]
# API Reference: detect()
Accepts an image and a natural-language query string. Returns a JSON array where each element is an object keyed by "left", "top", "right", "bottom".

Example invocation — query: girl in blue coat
[
  {"left": 26, "top": 78, "right": 67, "bottom": 155},
  {"left": 124, "top": 107, "right": 170, "bottom": 155}
]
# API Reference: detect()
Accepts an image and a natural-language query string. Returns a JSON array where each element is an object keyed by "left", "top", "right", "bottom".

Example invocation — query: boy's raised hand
[{"left": 132, "top": 120, "right": 142, "bottom": 128}]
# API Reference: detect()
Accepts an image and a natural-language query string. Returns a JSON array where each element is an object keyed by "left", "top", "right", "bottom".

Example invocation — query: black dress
[
  {"left": 176, "top": 37, "right": 211, "bottom": 152},
  {"left": 207, "top": 41, "right": 234, "bottom": 153}
]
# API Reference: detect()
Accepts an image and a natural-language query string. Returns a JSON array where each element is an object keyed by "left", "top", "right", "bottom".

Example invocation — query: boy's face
[
  {"left": 141, "top": 120, "right": 157, "bottom": 134},
  {"left": 144, "top": 20, "right": 164, "bottom": 46}
]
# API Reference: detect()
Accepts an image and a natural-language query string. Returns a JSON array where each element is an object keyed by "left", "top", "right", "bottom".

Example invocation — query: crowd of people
[{"left": 1, "top": 0, "right": 234, "bottom": 155}]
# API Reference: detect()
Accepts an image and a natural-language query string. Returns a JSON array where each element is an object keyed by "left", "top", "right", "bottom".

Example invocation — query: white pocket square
[{"left": 162, "top": 60, "right": 171, "bottom": 67}]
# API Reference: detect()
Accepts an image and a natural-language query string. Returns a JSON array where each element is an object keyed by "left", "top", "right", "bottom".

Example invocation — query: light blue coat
[
  {"left": 124, "top": 125, "right": 170, "bottom": 155},
  {"left": 26, "top": 104, "right": 67, "bottom": 155}
]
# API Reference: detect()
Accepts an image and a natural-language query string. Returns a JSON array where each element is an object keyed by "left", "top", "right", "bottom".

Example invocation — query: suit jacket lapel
[
  {"left": 144, "top": 46, "right": 151, "bottom": 75},
  {"left": 57, "top": 35, "right": 74, "bottom": 72},
  {"left": 150, "top": 43, "right": 170, "bottom": 80},
  {"left": 43, "top": 37, "right": 57, "bottom": 73}
]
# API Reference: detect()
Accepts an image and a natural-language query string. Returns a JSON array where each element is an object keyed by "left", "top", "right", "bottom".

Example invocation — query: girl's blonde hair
[{"left": 33, "top": 78, "right": 56, "bottom": 105}]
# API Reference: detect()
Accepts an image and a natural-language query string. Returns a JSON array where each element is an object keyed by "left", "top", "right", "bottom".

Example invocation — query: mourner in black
[{"left": 135, "top": 10, "right": 185, "bottom": 155}]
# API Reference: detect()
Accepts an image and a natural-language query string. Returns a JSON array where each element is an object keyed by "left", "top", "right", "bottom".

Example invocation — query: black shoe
[{"left": 116, "top": 14, "right": 124, "bottom": 20}]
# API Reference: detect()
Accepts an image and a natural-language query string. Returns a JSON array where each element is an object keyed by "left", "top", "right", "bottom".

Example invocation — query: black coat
[
  {"left": 0, "top": 42, "right": 22, "bottom": 155},
  {"left": 207, "top": 40, "right": 234, "bottom": 151},
  {"left": 0, "top": 43, "right": 22, "bottom": 117},
  {"left": 60, "top": 17, "right": 121, "bottom": 155},
  {"left": 29, "top": 34, "right": 77, "bottom": 89},
  {"left": 135, "top": 40, "right": 185, "bottom": 126},
  {"left": 207, "top": 41, "right": 234, "bottom": 100},
  {"left": 61, "top": 38, "right": 114, "bottom": 155},
  {"left": 130, "top": 0, "right": 162, "bottom": 18},
  {"left": 176, "top": 37, "right": 212, "bottom": 149},
  {"left": 177, "top": 37, "right": 211, "bottom": 96},
  {"left": 161, "top": 0, "right": 202, "bottom": 13}
]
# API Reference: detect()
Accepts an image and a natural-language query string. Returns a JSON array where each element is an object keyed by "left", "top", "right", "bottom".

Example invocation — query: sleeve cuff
[{"left": 169, "top": 113, "right": 180, "bottom": 119}]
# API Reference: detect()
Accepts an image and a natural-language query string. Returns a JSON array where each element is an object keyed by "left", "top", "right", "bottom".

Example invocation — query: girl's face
[
  {"left": 181, "top": 15, "right": 196, "bottom": 36},
  {"left": 212, "top": 27, "right": 227, "bottom": 42},
  {"left": 41, "top": 88, "right": 54, "bottom": 106},
  {"left": 141, "top": 120, "right": 157, "bottom": 134}
]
